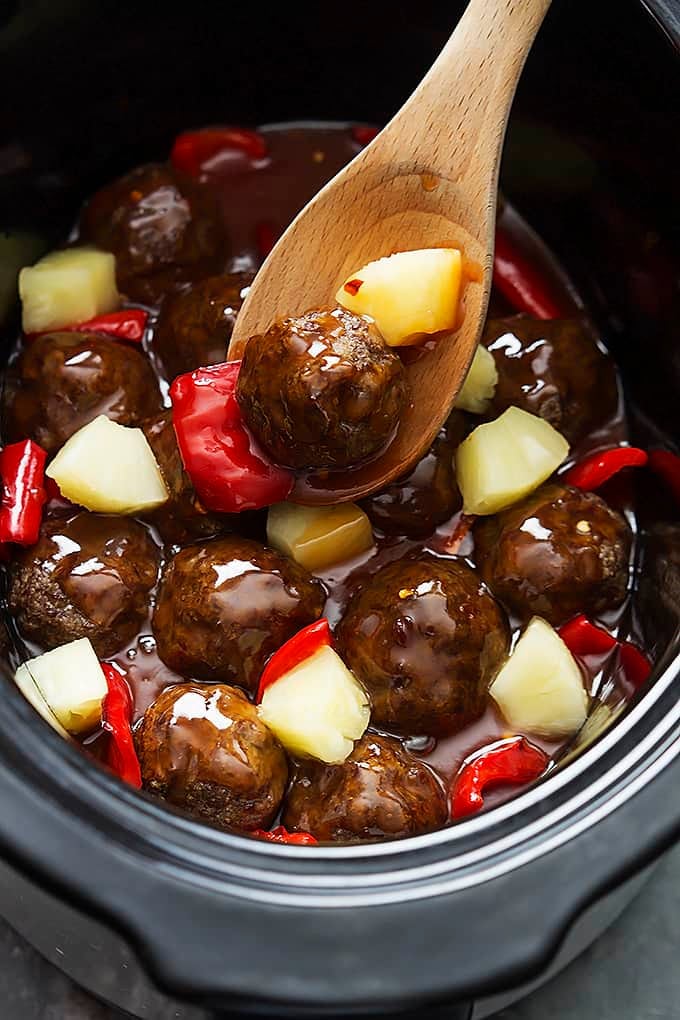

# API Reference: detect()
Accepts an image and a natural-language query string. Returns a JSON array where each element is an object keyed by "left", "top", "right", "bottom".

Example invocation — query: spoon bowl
[{"left": 230, "top": 0, "right": 551, "bottom": 504}]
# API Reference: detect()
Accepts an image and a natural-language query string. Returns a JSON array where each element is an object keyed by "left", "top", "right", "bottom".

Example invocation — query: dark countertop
[{"left": 2, "top": 843, "right": 680, "bottom": 1019}]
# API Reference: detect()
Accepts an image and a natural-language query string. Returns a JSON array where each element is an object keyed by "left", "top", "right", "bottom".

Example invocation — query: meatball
[
  {"left": 483, "top": 316, "right": 618, "bottom": 443},
  {"left": 137, "top": 683, "right": 287, "bottom": 831},
  {"left": 152, "top": 536, "right": 326, "bottom": 692},
  {"left": 361, "top": 412, "right": 465, "bottom": 537},
  {"left": 337, "top": 556, "right": 509, "bottom": 736},
  {"left": 282, "top": 734, "right": 447, "bottom": 842},
  {"left": 154, "top": 271, "right": 253, "bottom": 380},
  {"left": 79, "top": 163, "right": 227, "bottom": 304},
  {"left": 142, "top": 411, "right": 227, "bottom": 544},
  {"left": 474, "top": 483, "right": 632, "bottom": 625},
  {"left": 236, "top": 307, "right": 407, "bottom": 470},
  {"left": 7, "top": 332, "right": 162, "bottom": 454},
  {"left": 9, "top": 512, "right": 160, "bottom": 657}
]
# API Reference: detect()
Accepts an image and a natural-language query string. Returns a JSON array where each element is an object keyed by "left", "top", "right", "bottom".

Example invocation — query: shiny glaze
[
  {"left": 151, "top": 535, "right": 325, "bottom": 694},
  {"left": 361, "top": 413, "right": 465, "bottom": 538},
  {"left": 337, "top": 556, "right": 510, "bottom": 736},
  {"left": 7, "top": 124, "right": 641, "bottom": 824},
  {"left": 283, "top": 733, "right": 448, "bottom": 842},
  {"left": 236, "top": 307, "right": 407, "bottom": 471},
  {"left": 483, "top": 316, "right": 619, "bottom": 444},
  {"left": 154, "top": 271, "right": 254, "bottom": 381},
  {"left": 136, "top": 682, "right": 288, "bottom": 830},
  {"left": 7, "top": 332, "right": 163, "bottom": 454},
  {"left": 8, "top": 510, "right": 160, "bottom": 659},
  {"left": 474, "top": 483, "right": 632, "bottom": 626},
  {"left": 79, "top": 163, "right": 227, "bottom": 304}
]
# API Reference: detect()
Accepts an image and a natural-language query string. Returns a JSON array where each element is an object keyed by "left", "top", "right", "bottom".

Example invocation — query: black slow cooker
[{"left": 0, "top": 1, "right": 678, "bottom": 1017}]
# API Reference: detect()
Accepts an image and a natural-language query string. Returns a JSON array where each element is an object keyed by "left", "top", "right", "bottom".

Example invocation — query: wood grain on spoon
[{"left": 230, "top": 0, "right": 552, "bottom": 505}]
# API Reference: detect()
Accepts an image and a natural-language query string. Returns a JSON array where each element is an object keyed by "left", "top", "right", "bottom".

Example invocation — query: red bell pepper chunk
[
  {"left": 559, "top": 614, "right": 652, "bottom": 690},
  {"left": 351, "top": 124, "right": 380, "bottom": 146},
  {"left": 27, "top": 309, "right": 148, "bottom": 344},
  {"left": 100, "top": 663, "right": 142, "bottom": 789},
  {"left": 648, "top": 449, "right": 680, "bottom": 506},
  {"left": 170, "top": 361, "right": 294, "bottom": 513},
  {"left": 619, "top": 641, "right": 652, "bottom": 689},
  {"left": 256, "top": 618, "right": 332, "bottom": 703},
  {"left": 451, "top": 737, "right": 548, "bottom": 819},
  {"left": 558, "top": 614, "right": 618, "bottom": 657},
  {"left": 562, "top": 446, "right": 648, "bottom": 491},
  {"left": 0, "top": 440, "right": 47, "bottom": 546},
  {"left": 493, "top": 227, "right": 566, "bottom": 320},
  {"left": 171, "top": 127, "right": 267, "bottom": 177},
  {"left": 252, "top": 825, "right": 318, "bottom": 846}
]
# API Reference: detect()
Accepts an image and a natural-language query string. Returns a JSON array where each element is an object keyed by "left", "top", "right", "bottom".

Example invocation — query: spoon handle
[{"left": 376, "top": 0, "right": 551, "bottom": 209}]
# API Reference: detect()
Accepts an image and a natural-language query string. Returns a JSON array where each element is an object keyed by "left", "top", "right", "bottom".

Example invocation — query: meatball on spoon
[{"left": 229, "top": 0, "right": 551, "bottom": 504}]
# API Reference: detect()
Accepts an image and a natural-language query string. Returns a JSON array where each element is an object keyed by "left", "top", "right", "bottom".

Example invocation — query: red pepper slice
[
  {"left": 100, "top": 663, "right": 141, "bottom": 789},
  {"left": 0, "top": 440, "right": 47, "bottom": 545},
  {"left": 256, "top": 619, "right": 331, "bottom": 703},
  {"left": 27, "top": 309, "right": 148, "bottom": 344},
  {"left": 351, "top": 124, "right": 380, "bottom": 146},
  {"left": 558, "top": 614, "right": 618, "bottom": 656},
  {"left": 170, "top": 361, "right": 294, "bottom": 513},
  {"left": 648, "top": 449, "right": 680, "bottom": 506},
  {"left": 252, "top": 826, "right": 318, "bottom": 846},
  {"left": 619, "top": 641, "right": 652, "bottom": 689},
  {"left": 562, "top": 446, "right": 648, "bottom": 491},
  {"left": 451, "top": 737, "right": 548, "bottom": 818},
  {"left": 171, "top": 127, "right": 267, "bottom": 177},
  {"left": 559, "top": 614, "right": 652, "bottom": 690},
  {"left": 493, "top": 227, "right": 566, "bottom": 320}
]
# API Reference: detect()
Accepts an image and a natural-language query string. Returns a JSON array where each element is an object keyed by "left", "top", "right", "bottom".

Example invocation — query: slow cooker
[{"left": 0, "top": 1, "right": 678, "bottom": 1016}]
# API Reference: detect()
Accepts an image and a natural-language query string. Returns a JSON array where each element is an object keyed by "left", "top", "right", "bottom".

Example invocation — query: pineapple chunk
[
  {"left": 456, "top": 406, "right": 569, "bottom": 515},
  {"left": 19, "top": 247, "right": 119, "bottom": 334},
  {"left": 454, "top": 345, "right": 498, "bottom": 414},
  {"left": 47, "top": 415, "right": 168, "bottom": 515},
  {"left": 490, "top": 617, "right": 588, "bottom": 738},
  {"left": 258, "top": 645, "right": 370, "bottom": 763},
  {"left": 336, "top": 248, "right": 462, "bottom": 346},
  {"left": 14, "top": 664, "right": 69, "bottom": 738},
  {"left": 267, "top": 502, "right": 373, "bottom": 572},
  {"left": 15, "top": 638, "right": 107, "bottom": 735}
]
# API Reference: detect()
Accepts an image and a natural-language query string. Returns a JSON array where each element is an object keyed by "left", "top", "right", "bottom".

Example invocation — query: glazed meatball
[
  {"left": 361, "top": 412, "right": 465, "bottom": 538},
  {"left": 152, "top": 536, "right": 326, "bottom": 692},
  {"left": 337, "top": 556, "right": 509, "bottom": 736},
  {"left": 283, "top": 734, "right": 448, "bottom": 842},
  {"left": 236, "top": 307, "right": 407, "bottom": 470},
  {"left": 79, "top": 163, "right": 227, "bottom": 304},
  {"left": 154, "top": 271, "right": 253, "bottom": 380},
  {"left": 474, "top": 483, "right": 632, "bottom": 625},
  {"left": 483, "top": 316, "right": 618, "bottom": 443},
  {"left": 142, "top": 411, "right": 227, "bottom": 544},
  {"left": 7, "top": 332, "right": 162, "bottom": 454},
  {"left": 9, "top": 512, "right": 160, "bottom": 657},
  {"left": 137, "top": 683, "right": 287, "bottom": 831}
]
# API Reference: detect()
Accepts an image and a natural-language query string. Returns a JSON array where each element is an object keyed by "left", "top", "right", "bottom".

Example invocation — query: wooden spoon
[{"left": 229, "top": 0, "right": 551, "bottom": 505}]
